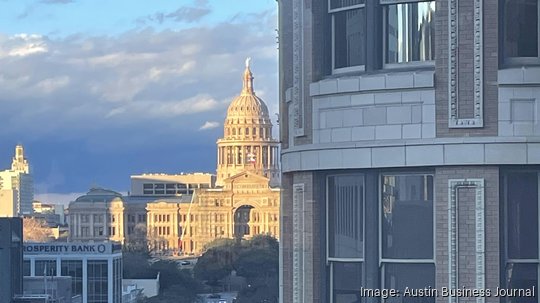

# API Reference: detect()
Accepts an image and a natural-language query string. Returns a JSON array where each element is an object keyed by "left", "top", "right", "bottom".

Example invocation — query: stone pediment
[{"left": 222, "top": 171, "right": 271, "bottom": 190}]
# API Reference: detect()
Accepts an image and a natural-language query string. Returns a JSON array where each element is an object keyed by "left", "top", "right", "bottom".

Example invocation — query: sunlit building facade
[
  {"left": 279, "top": 0, "right": 540, "bottom": 302},
  {"left": 68, "top": 62, "right": 280, "bottom": 255},
  {"left": 145, "top": 61, "right": 281, "bottom": 254},
  {"left": 0, "top": 145, "right": 34, "bottom": 216}
]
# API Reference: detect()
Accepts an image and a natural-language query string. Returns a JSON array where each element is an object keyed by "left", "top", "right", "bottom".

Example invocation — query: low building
[
  {"left": 22, "top": 276, "right": 72, "bottom": 303},
  {"left": 23, "top": 242, "right": 123, "bottom": 303},
  {"left": 130, "top": 173, "right": 215, "bottom": 196},
  {"left": 67, "top": 188, "right": 126, "bottom": 244}
]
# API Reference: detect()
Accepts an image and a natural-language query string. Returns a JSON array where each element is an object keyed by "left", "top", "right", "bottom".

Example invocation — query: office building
[
  {"left": 279, "top": 0, "right": 540, "bottom": 302},
  {"left": 0, "top": 217, "right": 23, "bottom": 303},
  {"left": 23, "top": 242, "right": 122, "bottom": 303},
  {"left": 0, "top": 145, "right": 34, "bottom": 216}
]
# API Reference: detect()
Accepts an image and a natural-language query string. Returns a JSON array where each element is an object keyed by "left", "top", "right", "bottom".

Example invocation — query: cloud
[
  {"left": 0, "top": 9, "right": 278, "bottom": 193},
  {"left": 0, "top": 11, "right": 278, "bottom": 144},
  {"left": 141, "top": 0, "right": 211, "bottom": 25},
  {"left": 199, "top": 121, "right": 220, "bottom": 130}
]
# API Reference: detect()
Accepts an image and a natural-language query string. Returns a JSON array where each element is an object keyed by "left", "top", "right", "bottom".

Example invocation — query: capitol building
[{"left": 67, "top": 60, "right": 280, "bottom": 254}]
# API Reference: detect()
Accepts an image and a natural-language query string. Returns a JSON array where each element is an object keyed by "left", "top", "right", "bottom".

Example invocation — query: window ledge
[
  {"left": 498, "top": 66, "right": 540, "bottom": 86},
  {"left": 310, "top": 69, "right": 434, "bottom": 96}
]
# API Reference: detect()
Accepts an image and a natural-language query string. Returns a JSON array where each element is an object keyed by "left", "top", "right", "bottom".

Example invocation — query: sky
[{"left": 0, "top": 0, "right": 279, "bottom": 204}]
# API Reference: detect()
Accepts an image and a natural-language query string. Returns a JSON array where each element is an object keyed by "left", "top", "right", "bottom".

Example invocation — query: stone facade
[
  {"left": 279, "top": 0, "right": 540, "bottom": 302},
  {"left": 68, "top": 62, "right": 281, "bottom": 255}
]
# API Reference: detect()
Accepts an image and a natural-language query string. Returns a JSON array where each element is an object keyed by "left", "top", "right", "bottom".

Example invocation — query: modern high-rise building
[
  {"left": 0, "top": 217, "right": 23, "bottom": 303},
  {"left": 0, "top": 145, "right": 34, "bottom": 216},
  {"left": 279, "top": 0, "right": 539, "bottom": 302}
]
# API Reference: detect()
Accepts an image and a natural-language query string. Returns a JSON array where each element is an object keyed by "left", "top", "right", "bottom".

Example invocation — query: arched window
[
  {"left": 233, "top": 128, "right": 236, "bottom": 136},
  {"left": 246, "top": 128, "right": 250, "bottom": 135}
]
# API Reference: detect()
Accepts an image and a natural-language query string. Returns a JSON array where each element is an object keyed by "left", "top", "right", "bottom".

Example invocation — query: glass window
[
  {"left": 503, "top": 171, "right": 539, "bottom": 302},
  {"left": 23, "top": 260, "right": 31, "bottom": 276},
  {"left": 383, "top": 263, "right": 435, "bottom": 303},
  {"left": 380, "top": 173, "right": 435, "bottom": 302},
  {"left": 384, "top": 1, "right": 435, "bottom": 64},
  {"left": 332, "top": 262, "right": 362, "bottom": 303},
  {"left": 328, "top": 175, "right": 364, "bottom": 258},
  {"left": 327, "top": 174, "right": 364, "bottom": 303},
  {"left": 506, "top": 263, "right": 538, "bottom": 303},
  {"left": 88, "top": 260, "right": 108, "bottom": 303},
  {"left": 506, "top": 172, "right": 538, "bottom": 259},
  {"left": 381, "top": 174, "right": 434, "bottom": 259},
  {"left": 61, "top": 260, "right": 83, "bottom": 296},
  {"left": 35, "top": 260, "right": 57, "bottom": 276},
  {"left": 333, "top": 7, "right": 366, "bottom": 71},
  {"left": 503, "top": 0, "right": 539, "bottom": 59}
]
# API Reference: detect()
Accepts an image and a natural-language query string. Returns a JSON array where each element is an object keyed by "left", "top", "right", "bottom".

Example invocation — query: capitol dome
[
  {"left": 216, "top": 58, "right": 280, "bottom": 187},
  {"left": 223, "top": 58, "right": 273, "bottom": 140}
]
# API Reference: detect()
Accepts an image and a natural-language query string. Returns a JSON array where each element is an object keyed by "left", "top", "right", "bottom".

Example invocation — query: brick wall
[
  {"left": 435, "top": 166, "right": 500, "bottom": 303},
  {"left": 435, "top": 0, "right": 499, "bottom": 136}
]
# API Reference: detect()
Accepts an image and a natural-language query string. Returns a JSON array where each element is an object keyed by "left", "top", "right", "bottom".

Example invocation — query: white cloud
[
  {"left": 199, "top": 121, "right": 219, "bottom": 130},
  {"left": 36, "top": 76, "right": 70, "bottom": 93},
  {"left": 0, "top": 10, "right": 278, "bottom": 149}
]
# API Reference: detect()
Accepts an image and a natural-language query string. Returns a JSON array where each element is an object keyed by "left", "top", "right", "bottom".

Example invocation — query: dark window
[
  {"left": 333, "top": 8, "right": 366, "bottom": 70},
  {"left": 506, "top": 263, "right": 538, "bottom": 303},
  {"left": 328, "top": 175, "right": 364, "bottom": 258},
  {"left": 332, "top": 262, "right": 362, "bottom": 303},
  {"left": 381, "top": 174, "right": 434, "bottom": 259},
  {"left": 503, "top": 171, "right": 539, "bottom": 303},
  {"left": 61, "top": 260, "right": 83, "bottom": 296},
  {"left": 88, "top": 260, "right": 108, "bottom": 303},
  {"left": 35, "top": 260, "right": 57, "bottom": 277},
  {"left": 384, "top": 1, "right": 435, "bottom": 64},
  {"left": 503, "top": 0, "right": 539, "bottom": 58},
  {"left": 327, "top": 174, "right": 364, "bottom": 302},
  {"left": 380, "top": 173, "right": 435, "bottom": 302},
  {"left": 383, "top": 263, "right": 436, "bottom": 302},
  {"left": 23, "top": 260, "right": 31, "bottom": 276},
  {"left": 506, "top": 172, "right": 538, "bottom": 259}
]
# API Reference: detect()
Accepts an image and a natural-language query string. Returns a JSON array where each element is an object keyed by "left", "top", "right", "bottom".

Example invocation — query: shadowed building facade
[{"left": 279, "top": 0, "right": 540, "bottom": 302}]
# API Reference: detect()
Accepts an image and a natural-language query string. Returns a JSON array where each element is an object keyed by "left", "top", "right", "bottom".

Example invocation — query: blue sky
[{"left": 0, "top": 0, "right": 279, "bottom": 203}]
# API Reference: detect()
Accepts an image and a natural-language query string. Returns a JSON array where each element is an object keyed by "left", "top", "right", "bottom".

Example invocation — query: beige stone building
[
  {"left": 146, "top": 60, "right": 281, "bottom": 254},
  {"left": 68, "top": 60, "right": 280, "bottom": 255}
]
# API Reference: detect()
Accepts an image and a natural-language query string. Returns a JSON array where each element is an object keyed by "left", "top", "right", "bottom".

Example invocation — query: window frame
[
  {"left": 502, "top": 0, "right": 540, "bottom": 65},
  {"left": 329, "top": 0, "right": 367, "bottom": 74},
  {"left": 502, "top": 170, "right": 540, "bottom": 294},
  {"left": 326, "top": 173, "right": 366, "bottom": 303},
  {"left": 381, "top": 0, "right": 436, "bottom": 69},
  {"left": 378, "top": 172, "right": 436, "bottom": 302}
]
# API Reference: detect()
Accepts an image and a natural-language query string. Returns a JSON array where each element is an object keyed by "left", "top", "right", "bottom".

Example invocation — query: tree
[
  {"left": 194, "top": 245, "right": 237, "bottom": 287},
  {"left": 124, "top": 223, "right": 150, "bottom": 253},
  {"left": 193, "top": 235, "right": 279, "bottom": 301},
  {"left": 23, "top": 217, "right": 53, "bottom": 242}
]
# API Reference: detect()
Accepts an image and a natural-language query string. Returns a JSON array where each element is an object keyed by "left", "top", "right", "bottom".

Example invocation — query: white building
[
  {"left": 0, "top": 145, "right": 34, "bottom": 216},
  {"left": 23, "top": 242, "right": 123, "bottom": 303},
  {"left": 130, "top": 173, "right": 215, "bottom": 196}
]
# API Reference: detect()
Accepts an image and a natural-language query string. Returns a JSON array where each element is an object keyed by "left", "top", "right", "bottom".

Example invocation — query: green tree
[{"left": 194, "top": 246, "right": 237, "bottom": 287}]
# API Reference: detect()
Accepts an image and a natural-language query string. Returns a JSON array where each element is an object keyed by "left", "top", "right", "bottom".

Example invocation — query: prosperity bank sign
[{"left": 24, "top": 243, "right": 112, "bottom": 255}]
